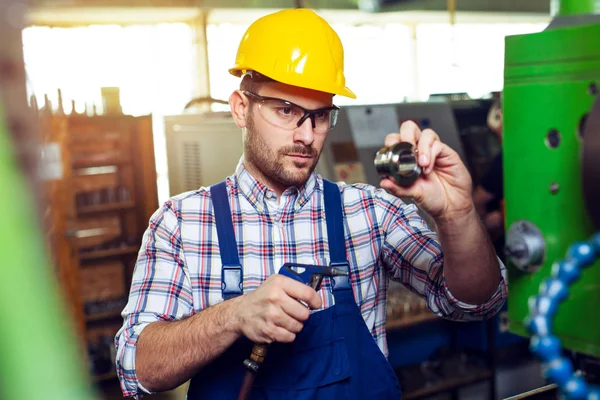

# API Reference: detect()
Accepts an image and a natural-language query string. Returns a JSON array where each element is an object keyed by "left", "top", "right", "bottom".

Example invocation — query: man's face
[{"left": 242, "top": 82, "right": 334, "bottom": 189}]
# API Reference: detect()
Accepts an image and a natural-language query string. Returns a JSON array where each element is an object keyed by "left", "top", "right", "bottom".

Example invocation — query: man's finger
[
  {"left": 384, "top": 133, "right": 402, "bottom": 148},
  {"left": 416, "top": 129, "right": 439, "bottom": 170},
  {"left": 267, "top": 326, "right": 296, "bottom": 343},
  {"left": 398, "top": 120, "right": 421, "bottom": 147},
  {"left": 426, "top": 140, "right": 444, "bottom": 175},
  {"left": 280, "top": 294, "right": 312, "bottom": 322},
  {"left": 276, "top": 312, "right": 305, "bottom": 334},
  {"left": 281, "top": 277, "right": 323, "bottom": 310}
]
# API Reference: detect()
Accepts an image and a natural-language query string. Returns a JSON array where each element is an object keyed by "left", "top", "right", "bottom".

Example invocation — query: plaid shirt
[{"left": 115, "top": 161, "right": 507, "bottom": 397}]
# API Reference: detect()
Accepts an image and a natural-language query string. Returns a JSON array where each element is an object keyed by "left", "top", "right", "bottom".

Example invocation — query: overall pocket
[{"left": 251, "top": 308, "right": 351, "bottom": 399}]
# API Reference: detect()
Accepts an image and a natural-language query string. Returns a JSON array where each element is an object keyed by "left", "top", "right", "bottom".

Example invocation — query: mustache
[{"left": 279, "top": 145, "right": 317, "bottom": 157}]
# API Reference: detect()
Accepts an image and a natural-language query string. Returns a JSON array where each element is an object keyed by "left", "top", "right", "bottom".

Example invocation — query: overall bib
[{"left": 186, "top": 180, "right": 401, "bottom": 399}]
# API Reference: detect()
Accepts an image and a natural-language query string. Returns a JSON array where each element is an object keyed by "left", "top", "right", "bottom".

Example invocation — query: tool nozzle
[
  {"left": 330, "top": 267, "right": 349, "bottom": 277},
  {"left": 243, "top": 359, "right": 260, "bottom": 373}
]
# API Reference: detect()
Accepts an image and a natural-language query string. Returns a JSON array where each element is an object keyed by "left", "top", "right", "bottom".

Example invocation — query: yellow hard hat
[{"left": 229, "top": 9, "right": 356, "bottom": 99}]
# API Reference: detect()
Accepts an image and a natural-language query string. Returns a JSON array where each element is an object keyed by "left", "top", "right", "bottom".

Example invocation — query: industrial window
[
  {"left": 415, "top": 23, "right": 547, "bottom": 100},
  {"left": 330, "top": 23, "right": 414, "bottom": 106},
  {"left": 206, "top": 22, "right": 249, "bottom": 109},
  {"left": 206, "top": 15, "right": 548, "bottom": 105},
  {"left": 206, "top": 21, "right": 414, "bottom": 108},
  {"left": 22, "top": 23, "right": 196, "bottom": 116},
  {"left": 22, "top": 23, "right": 197, "bottom": 203}
]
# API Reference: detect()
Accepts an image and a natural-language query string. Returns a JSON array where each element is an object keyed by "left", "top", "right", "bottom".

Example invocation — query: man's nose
[{"left": 293, "top": 117, "right": 315, "bottom": 146}]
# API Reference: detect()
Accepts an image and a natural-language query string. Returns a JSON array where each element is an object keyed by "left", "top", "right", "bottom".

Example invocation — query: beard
[{"left": 244, "top": 112, "right": 320, "bottom": 188}]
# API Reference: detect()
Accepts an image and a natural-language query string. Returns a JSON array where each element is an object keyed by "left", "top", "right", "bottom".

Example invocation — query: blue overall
[{"left": 186, "top": 180, "right": 402, "bottom": 399}]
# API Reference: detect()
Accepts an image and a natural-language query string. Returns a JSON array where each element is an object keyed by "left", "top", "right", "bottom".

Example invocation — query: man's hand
[
  {"left": 380, "top": 123, "right": 503, "bottom": 306},
  {"left": 380, "top": 121, "right": 473, "bottom": 220},
  {"left": 234, "top": 274, "right": 322, "bottom": 344}
]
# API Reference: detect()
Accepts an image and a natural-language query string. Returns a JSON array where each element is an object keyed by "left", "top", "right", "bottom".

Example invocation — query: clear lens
[
  {"left": 259, "top": 99, "right": 304, "bottom": 128},
  {"left": 329, "top": 109, "right": 338, "bottom": 129},
  {"left": 257, "top": 99, "right": 338, "bottom": 133}
]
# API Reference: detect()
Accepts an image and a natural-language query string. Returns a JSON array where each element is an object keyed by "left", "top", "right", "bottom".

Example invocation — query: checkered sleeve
[
  {"left": 114, "top": 200, "right": 194, "bottom": 397},
  {"left": 377, "top": 190, "right": 507, "bottom": 321}
]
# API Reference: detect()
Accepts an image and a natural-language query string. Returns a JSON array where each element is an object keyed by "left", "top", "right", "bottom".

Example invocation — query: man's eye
[
  {"left": 315, "top": 110, "right": 329, "bottom": 120},
  {"left": 277, "top": 107, "right": 297, "bottom": 116}
]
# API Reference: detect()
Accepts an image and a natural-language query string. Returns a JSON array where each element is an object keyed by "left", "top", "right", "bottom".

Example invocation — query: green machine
[{"left": 503, "top": 0, "right": 600, "bottom": 394}]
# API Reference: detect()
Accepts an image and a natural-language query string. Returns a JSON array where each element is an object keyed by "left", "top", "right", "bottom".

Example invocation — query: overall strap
[
  {"left": 322, "top": 179, "right": 351, "bottom": 291},
  {"left": 210, "top": 181, "right": 243, "bottom": 299}
]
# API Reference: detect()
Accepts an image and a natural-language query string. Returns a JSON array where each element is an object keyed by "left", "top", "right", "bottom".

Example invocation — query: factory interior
[{"left": 1, "top": 0, "right": 599, "bottom": 399}]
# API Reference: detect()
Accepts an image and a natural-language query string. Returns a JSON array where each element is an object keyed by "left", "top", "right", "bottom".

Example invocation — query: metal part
[
  {"left": 503, "top": 383, "right": 559, "bottom": 400},
  {"left": 242, "top": 359, "right": 259, "bottom": 373},
  {"left": 549, "top": 182, "right": 560, "bottom": 194},
  {"left": 505, "top": 221, "right": 546, "bottom": 273},
  {"left": 374, "top": 142, "right": 421, "bottom": 187}
]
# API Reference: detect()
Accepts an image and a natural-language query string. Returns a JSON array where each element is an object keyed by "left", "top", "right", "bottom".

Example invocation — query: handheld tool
[{"left": 237, "top": 263, "right": 349, "bottom": 400}]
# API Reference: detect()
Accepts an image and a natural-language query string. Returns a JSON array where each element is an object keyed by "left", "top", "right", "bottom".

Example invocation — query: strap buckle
[
  {"left": 222, "top": 265, "right": 243, "bottom": 299},
  {"left": 330, "top": 261, "right": 351, "bottom": 291}
]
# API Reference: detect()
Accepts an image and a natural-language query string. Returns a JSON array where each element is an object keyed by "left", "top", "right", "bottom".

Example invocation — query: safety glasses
[{"left": 243, "top": 91, "right": 339, "bottom": 134}]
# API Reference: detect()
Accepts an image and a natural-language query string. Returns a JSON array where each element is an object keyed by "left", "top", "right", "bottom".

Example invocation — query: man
[{"left": 115, "top": 8, "right": 506, "bottom": 399}]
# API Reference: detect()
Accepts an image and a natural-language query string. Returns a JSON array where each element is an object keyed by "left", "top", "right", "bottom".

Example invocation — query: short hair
[{"left": 240, "top": 71, "right": 274, "bottom": 94}]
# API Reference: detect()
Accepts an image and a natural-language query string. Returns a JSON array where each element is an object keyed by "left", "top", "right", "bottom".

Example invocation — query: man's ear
[{"left": 229, "top": 90, "right": 249, "bottom": 128}]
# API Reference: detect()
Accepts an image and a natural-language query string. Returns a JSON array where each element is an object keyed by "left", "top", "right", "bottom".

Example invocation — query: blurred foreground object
[
  {"left": 0, "top": 101, "right": 98, "bottom": 400},
  {"left": 0, "top": 1, "right": 98, "bottom": 398}
]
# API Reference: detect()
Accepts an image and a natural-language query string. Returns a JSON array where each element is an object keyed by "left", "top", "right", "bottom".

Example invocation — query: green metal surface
[
  {"left": 551, "top": 0, "right": 600, "bottom": 15},
  {"left": 504, "top": 20, "right": 600, "bottom": 357},
  {"left": 0, "top": 103, "right": 97, "bottom": 399}
]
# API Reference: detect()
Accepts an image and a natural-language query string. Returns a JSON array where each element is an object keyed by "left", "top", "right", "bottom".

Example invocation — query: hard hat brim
[{"left": 229, "top": 67, "right": 357, "bottom": 99}]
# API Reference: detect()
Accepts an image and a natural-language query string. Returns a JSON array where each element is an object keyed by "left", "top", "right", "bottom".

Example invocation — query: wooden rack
[{"left": 42, "top": 112, "right": 158, "bottom": 382}]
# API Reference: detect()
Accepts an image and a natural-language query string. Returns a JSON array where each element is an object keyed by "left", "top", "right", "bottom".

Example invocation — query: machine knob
[{"left": 505, "top": 220, "right": 546, "bottom": 273}]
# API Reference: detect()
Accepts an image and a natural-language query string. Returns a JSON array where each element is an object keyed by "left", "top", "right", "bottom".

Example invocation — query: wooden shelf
[
  {"left": 72, "top": 158, "right": 130, "bottom": 169},
  {"left": 93, "top": 371, "right": 118, "bottom": 383},
  {"left": 42, "top": 114, "right": 158, "bottom": 385},
  {"left": 86, "top": 309, "right": 123, "bottom": 323},
  {"left": 79, "top": 245, "right": 139, "bottom": 261},
  {"left": 386, "top": 311, "right": 440, "bottom": 331},
  {"left": 77, "top": 201, "right": 135, "bottom": 215},
  {"left": 403, "top": 367, "right": 493, "bottom": 400}
]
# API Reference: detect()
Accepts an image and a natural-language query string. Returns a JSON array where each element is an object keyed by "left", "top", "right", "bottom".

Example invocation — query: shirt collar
[{"left": 234, "top": 156, "right": 321, "bottom": 211}]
